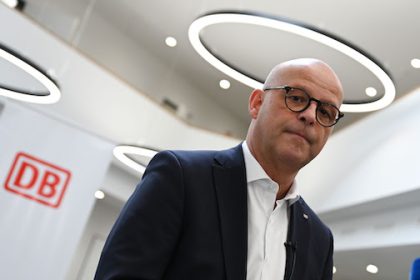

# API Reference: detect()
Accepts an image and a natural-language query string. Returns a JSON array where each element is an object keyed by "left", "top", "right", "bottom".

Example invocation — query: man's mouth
[{"left": 286, "top": 131, "right": 311, "bottom": 143}]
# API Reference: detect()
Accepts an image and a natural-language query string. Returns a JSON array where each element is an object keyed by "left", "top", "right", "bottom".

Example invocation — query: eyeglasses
[{"left": 263, "top": 85, "right": 344, "bottom": 127}]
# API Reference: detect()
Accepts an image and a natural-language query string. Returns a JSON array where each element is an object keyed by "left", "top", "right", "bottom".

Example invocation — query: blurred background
[{"left": 0, "top": 0, "right": 419, "bottom": 279}]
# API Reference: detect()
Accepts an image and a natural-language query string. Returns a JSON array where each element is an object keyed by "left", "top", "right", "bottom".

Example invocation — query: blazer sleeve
[{"left": 94, "top": 151, "right": 184, "bottom": 280}]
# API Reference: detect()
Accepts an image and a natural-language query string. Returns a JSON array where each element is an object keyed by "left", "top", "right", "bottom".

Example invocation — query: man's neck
[
  {"left": 260, "top": 160, "right": 296, "bottom": 200},
  {"left": 245, "top": 139, "right": 298, "bottom": 200}
]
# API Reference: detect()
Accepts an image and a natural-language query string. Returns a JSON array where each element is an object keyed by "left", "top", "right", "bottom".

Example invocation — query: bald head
[
  {"left": 246, "top": 57, "right": 345, "bottom": 187},
  {"left": 264, "top": 58, "right": 344, "bottom": 104}
]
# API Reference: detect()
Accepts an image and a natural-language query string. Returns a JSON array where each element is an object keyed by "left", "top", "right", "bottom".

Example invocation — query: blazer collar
[
  {"left": 213, "top": 144, "right": 248, "bottom": 280},
  {"left": 284, "top": 198, "right": 311, "bottom": 280},
  {"left": 212, "top": 145, "right": 311, "bottom": 280}
]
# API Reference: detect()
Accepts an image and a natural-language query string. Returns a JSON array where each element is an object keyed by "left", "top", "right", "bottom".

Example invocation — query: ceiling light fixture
[
  {"left": 365, "top": 87, "right": 377, "bottom": 97},
  {"left": 332, "top": 266, "right": 336, "bottom": 274},
  {"left": 366, "top": 264, "right": 378, "bottom": 274},
  {"left": 188, "top": 11, "right": 396, "bottom": 113},
  {"left": 165, "top": 36, "right": 177, "bottom": 47},
  {"left": 0, "top": 43, "right": 61, "bottom": 104},
  {"left": 113, "top": 145, "right": 159, "bottom": 174},
  {"left": 219, "top": 79, "right": 231, "bottom": 89},
  {"left": 94, "top": 190, "right": 105, "bottom": 200},
  {"left": 411, "top": 58, "right": 420, "bottom": 69},
  {"left": 1, "top": 0, "right": 25, "bottom": 10}
]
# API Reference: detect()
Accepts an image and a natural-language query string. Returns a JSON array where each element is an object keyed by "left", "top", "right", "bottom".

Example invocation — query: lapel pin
[{"left": 303, "top": 213, "right": 309, "bottom": 220}]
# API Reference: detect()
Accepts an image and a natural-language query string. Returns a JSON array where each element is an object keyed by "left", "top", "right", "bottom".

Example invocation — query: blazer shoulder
[
  {"left": 297, "top": 197, "right": 332, "bottom": 236},
  {"left": 156, "top": 143, "right": 244, "bottom": 169}
]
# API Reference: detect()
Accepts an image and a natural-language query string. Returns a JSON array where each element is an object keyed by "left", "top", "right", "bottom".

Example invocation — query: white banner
[{"left": 0, "top": 99, "right": 114, "bottom": 280}]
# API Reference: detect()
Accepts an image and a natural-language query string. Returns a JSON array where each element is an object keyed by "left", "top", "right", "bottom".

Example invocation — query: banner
[{"left": 0, "top": 99, "right": 114, "bottom": 279}]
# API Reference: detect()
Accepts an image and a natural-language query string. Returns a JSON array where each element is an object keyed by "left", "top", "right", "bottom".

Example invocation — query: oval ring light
[
  {"left": 113, "top": 145, "right": 159, "bottom": 174},
  {"left": 188, "top": 11, "right": 396, "bottom": 113},
  {"left": 0, "top": 43, "right": 61, "bottom": 104}
]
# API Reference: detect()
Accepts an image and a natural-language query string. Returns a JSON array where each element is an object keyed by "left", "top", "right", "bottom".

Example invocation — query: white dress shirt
[{"left": 242, "top": 142, "right": 299, "bottom": 280}]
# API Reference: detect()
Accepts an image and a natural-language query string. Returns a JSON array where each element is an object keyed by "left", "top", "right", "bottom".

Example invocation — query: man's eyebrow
[{"left": 301, "top": 87, "right": 341, "bottom": 107}]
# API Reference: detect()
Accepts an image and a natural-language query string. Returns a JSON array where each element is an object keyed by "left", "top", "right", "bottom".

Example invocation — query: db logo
[{"left": 4, "top": 152, "right": 71, "bottom": 208}]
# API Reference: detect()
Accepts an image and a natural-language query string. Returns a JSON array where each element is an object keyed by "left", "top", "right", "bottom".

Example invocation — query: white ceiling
[
  {"left": 91, "top": 0, "right": 420, "bottom": 134},
  {"left": 334, "top": 244, "right": 420, "bottom": 280},
  {"left": 17, "top": 0, "right": 420, "bottom": 279},
  {"left": 23, "top": 0, "right": 419, "bottom": 136}
]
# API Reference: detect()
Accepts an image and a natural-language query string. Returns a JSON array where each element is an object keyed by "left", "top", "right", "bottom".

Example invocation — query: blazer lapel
[
  {"left": 213, "top": 145, "right": 248, "bottom": 280},
  {"left": 284, "top": 199, "right": 311, "bottom": 280}
]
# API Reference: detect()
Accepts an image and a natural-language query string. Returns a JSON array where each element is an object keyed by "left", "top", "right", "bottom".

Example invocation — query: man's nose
[{"left": 297, "top": 101, "right": 317, "bottom": 125}]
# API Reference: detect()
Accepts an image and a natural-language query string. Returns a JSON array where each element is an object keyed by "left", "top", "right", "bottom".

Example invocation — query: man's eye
[
  {"left": 289, "top": 95, "right": 306, "bottom": 103},
  {"left": 319, "top": 107, "right": 333, "bottom": 119}
]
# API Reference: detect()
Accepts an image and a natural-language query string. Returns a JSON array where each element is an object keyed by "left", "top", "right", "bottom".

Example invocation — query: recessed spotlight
[
  {"left": 2, "top": 0, "right": 24, "bottom": 9},
  {"left": 366, "top": 264, "right": 378, "bottom": 274},
  {"left": 333, "top": 266, "right": 336, "bottom": 274},
  {"left": 95, "top": 190, "right": 105, "bottom": 200},
  {"left": 188, "top": 11, "right": 396, "bottom": 113},
  {"left": 2, "top": 0, "right": 17, "bottom": 8},
  {"left": 365, "top": 87, "right": 377, "bottom": 97},
  {"left": 411, "top": 58, "right": 420, "bottom": 69},
  {"left": 219, "top": 79, "right": 231, "bottom": 89},
  {"left": 165, "top": 36, "right": 177, "bottom": 47}
]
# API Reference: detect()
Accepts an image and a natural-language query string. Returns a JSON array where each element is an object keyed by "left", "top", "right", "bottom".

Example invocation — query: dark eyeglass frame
[{"left": 263, "top": 85, "right": 344, "bottom": 127}]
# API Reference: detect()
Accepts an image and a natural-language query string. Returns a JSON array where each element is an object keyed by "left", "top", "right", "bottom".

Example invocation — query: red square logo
[{"left": 4, "top": 152, "right": 72, "bottom": 208}]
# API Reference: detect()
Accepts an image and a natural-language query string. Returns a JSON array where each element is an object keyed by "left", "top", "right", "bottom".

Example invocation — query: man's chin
[
  {"left": 276, "top": 147, "right": 311, "bottom": 168},
  {"left": 287, "top": 154, "right": 310, "bottom": 167}
]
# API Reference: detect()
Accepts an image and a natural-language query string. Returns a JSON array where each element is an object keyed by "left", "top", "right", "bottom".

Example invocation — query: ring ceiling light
[
  {"left": 188, "top": 11, "right": 396, "bottom": 113},
  {"left": 113, "top": 145, "right": 159, "bottom": 174},
  {"left": 0, "top": 43, "right": 61, "bottom": 104}
]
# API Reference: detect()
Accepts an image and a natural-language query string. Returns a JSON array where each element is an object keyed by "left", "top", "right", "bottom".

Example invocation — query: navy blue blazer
[{"left": 95, "top": 144, "right": 333, "bottom": 280}]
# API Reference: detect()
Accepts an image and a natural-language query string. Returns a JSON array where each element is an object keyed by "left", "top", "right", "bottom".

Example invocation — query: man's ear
[{"left": 249, "top": 89, "right": 264, "bottom": 119}]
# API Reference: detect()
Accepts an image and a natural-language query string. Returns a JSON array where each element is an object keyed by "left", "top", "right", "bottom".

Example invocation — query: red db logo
[{"left": 4, "top": 152, "right": 71, "bottom": 208}]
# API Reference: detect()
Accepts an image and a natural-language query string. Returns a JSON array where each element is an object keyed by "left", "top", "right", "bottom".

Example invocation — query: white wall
[
  {"left": 330, "top": 202, "right": 420, "bottom": 251},
  {"left": 66, "top": 162, "right": 142, "bottom": 279},
  {"left": 0, "top": 5, "right": 241, "bottom": 279},
  {"left": 22, "top": 0, "right": 249, "bottom": 138},
  {"left": 22, "top": 0, "right": 91, "bottom": 41},
  {"left": 66, "top": 194, "right": 123, "bottom": 280},
  {"left": 319, "top": 188, "right": 420, "bottom": 251},
  {"left": 1, "top": 4, "right": 241, "bottom": 149}
]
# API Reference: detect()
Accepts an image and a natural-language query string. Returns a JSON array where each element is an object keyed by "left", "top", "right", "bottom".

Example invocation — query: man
[{"left": 95, "top": 58, "right": 344, "bottom": 280}]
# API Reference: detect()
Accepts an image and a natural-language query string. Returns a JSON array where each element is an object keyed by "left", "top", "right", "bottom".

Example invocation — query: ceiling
[
  {"left": 14, "top": 0, "right": 420, "bottom": 279},
  {"left": 21, "top": 0, "right": 420, "bottom": 137},
  {"left": 90, "top": 0, "right": 420, "bottom": 136},
  {"left": 334, "top": 244, "right": 420, "bottom": 280}
]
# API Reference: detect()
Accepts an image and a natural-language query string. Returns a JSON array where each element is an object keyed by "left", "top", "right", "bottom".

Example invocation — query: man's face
[{"left": 249, "top": 63, "right": 343, "bottom": 169}]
